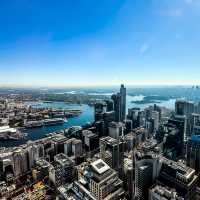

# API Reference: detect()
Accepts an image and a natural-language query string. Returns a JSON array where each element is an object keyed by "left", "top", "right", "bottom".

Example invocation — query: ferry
[
  {"left": 25, "top": 121, "right": 43, "bottom": 128},
  {"left": 43, "top": 118, "right": 65, "bottom": 126}
]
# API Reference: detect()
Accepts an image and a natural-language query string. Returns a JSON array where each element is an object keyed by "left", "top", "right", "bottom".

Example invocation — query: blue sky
[{"left": 0, "top": 0, "right": 200, "bottom": 87}]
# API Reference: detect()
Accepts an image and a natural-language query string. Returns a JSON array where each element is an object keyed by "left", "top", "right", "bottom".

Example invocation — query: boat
[
  {"left": 24, "top": 121, "right": 43, "bottom": 128},
  {"left": 43, "top": 118, "right": 65, "bottom": 126}
]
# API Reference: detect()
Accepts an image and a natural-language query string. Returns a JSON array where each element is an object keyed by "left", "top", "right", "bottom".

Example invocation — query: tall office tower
[
  {"left": 64, "top": 138, "right": 76, "bottom": 156},
  {"left": 124, "top": 158, "right": 134, "bottom": 199},
  {"left": 124, "top": 119, "right": 132, "bottom": 134},
  {"left": 94, "top": 102, "right": 107, "bottom": 121},
  {"left": 151, "top": 111, "right": 160, "bottom": 132},
  {"left": 175, "top": 100, "right": 195, "bottom": 116},
  {"left": 144, "top": 106, "right": 153, "bottom": 119},
  {"left": 111, "top": 84, "right": 126, "bottom": 122},
  {"left": 134, "top": 152, "right": 160, "bottom": 200},
  {"left": 190, "top": 113, "right": 200, "bottom": 135},
  {"left": 136, "top": 161, "right": 153, "bottom": 200},
  {"left": 64, "top": 138, "right": 82, "bottom": 158},
  {"left": 72, "top": 139, "right": 82, "bottom": 158},
  {"left": 153, "top": 104, "right": 162, "bottom": 121},
  {"left": 108, "top": 121, "right": 123, "bottom": 139},
  {"left": 149, "top": 184, "right": 184, "bottom": 200},
  {"left": 103, "top": 111, "right": 115, "bottom": 135},
  {"left": 144, "top": 106, "right": 161, "bottom": 134},
  {"left": 145, "top": 119, "right": 154, "bottom": 135},
  {"left": 0, "top": 151, "right": 14, "bottom": 181},
  {"left": 103, "top": 111, "right": 115, "bottom": 123},
  {"left": 82, "top": 130, "right": 99, "bottom": 153},
  {"left": 111, "top": 93, "right": 121, "bottom": 122},
  {"left": 89, "top": 159, "right": 125, "bottom": 200},
  {"left": 34, "top": 159, "right": 53, "bottom": 181},
  {"left": 138, "top": 111, "right": 146, "bottom": 127},
  {"left": 175, "top": 100, "right": 195, "bottom": 138},
  {"left": 45, "top": 145, "right": 55, "bottom": 162},
  {"left": 104, "top": 100, "right": 114, "bottom": 112},
  {"left": 100, "top": 136, "right": 124, "bottom": 177},
  {"left": 158, "top": 157, "right": 198, "bottom": 200},
  {"left": 103, "top": 111, "right": 115, "bottom": 121},
  {"left": 124, "top": 133, "right": 136, "bottom": 152},
  {"left": 13, "top": 148, "right": 28, "bottom": 177},
  {"left": 196, "top": 102, "right": 200, "bottom": 114},
  {"left": 27, "top": 143, "right": 45, "bottom": 169},
  {"left": 186, "top": 135, "right": 200, "bottom": 172},
  {"left": 128, "top": 108, "right": 140, "bottom": 120},
  {"left": 167, "top": 115, "right": 187, "bottom": 152},
  {"left": 51, "top": 135, "right": 68, "bottom": 154},
  {"left": 53, "top": 153, "right": 74, "bottom": 187},
  {"left": 94, "top": 120, "right": 106, "bottom": 137},
  {"left": 13, "top": 149, "right": 23, "bottom": 177},
  {"left": 127, "top": 107, "right": 140, "bottom": 128},
  {"left": 120, "top": 84, "right": 126, "bottom": 121}
]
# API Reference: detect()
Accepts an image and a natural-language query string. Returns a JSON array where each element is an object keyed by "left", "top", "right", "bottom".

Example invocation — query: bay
[{"left": 0, "top": 96, "right": 175, "bottom": 147}]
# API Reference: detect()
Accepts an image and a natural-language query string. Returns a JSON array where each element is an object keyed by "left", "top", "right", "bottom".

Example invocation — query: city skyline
[
  {"left": 1, "top": 0, "right": 200, "bottom": 87},
  {"left": 0, "top": 85, "right": 200, "bottom": 199}
]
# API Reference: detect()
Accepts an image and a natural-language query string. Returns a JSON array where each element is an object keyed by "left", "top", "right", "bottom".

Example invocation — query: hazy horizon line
[{"left": 0, "top": 83, "right": 199, "bottom": 89}]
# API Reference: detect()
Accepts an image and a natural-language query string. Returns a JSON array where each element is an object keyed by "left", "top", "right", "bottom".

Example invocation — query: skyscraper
[
  {"left": 134, "top": 152, "right": 160, "bottom": 200},
  {"left": 120, "top": 84, "right": 126, "bottom": 121},
  {"left": 53, "top": 153, "right": 74, "bottom": 187},
  {"left": 186, "top": 135, "right": 200, "bottom": 173},
  {"left": 89, "top": 159, "right": 124, "bottom": 200},
  {"left": 111, "top": 93, "right": 121, "bottom": 122},
  {"left": 100, "top": 136, "right": 124, "bottom": 177},
  {"left": 158, "top": 157, "right": 198, "bottom": 200},
  {"left": 108, "top": 121, "right": 123, "bottom": 139},
  {"left": 94, "top": 102, "right": 107, "bottom": 122},
  {"left": 175, "top": 100, "right": 195, "bottom": 138},
  {"left": 175, "top": 100, "right": 195, "bottom": 116},
  {"left": 111, "top": 84, "right": 126, "bottom": 122}
]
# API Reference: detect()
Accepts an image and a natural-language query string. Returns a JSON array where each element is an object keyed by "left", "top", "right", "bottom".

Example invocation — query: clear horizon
[{"left": 1, "top": 0, "right": 200, "bottom": 86}]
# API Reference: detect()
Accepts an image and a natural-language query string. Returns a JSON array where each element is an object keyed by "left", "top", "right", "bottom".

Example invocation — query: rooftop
[
  {"left": 100, "top": 136, "right": 118, "bottom": 145},
  {"left": 54, "top": 153, "right": 73, "bottom": 166},
  {"left": 160, "top": 157, "right": 196, "bottom": 182},
  {"left": 91, "top": 159, "right": 110, "bottom": 175},
  {"left": 150, "top": 184, "right": 184, "bottom": 200},
  {"left": 109, "top": 121, "right": 123, "bottom": 128}
]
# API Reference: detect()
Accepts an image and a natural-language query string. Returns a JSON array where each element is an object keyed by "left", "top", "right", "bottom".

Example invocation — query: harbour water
[
  {"left": 0, "top": 96, "right": 176, "bottom": 147},
  {"left": 0, "top": 103, "right": 94, "bottom": 147}
]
